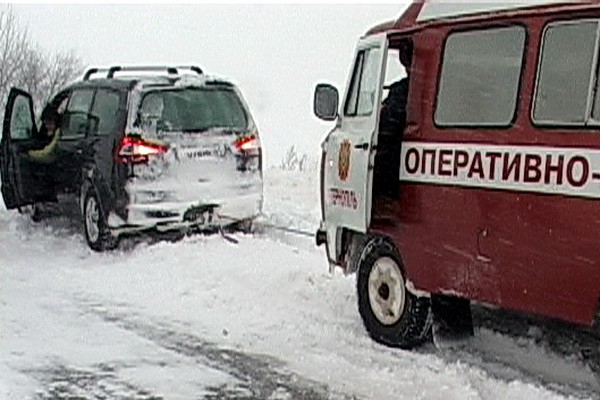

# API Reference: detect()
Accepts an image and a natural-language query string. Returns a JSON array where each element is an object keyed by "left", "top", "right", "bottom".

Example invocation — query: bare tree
[
  {"left": 0, "top": 5, "right": 30, "bottom": 109},
  {"left": 42, "top": 51, "right": 82, "bottom": 102},
  {"left": 281, "top": 145, "right": 299, "bottom": 170},
  {"left": 0, "top": 5, "right": 84, "bottom": 119},
  {"left": 15, "top": 50, "right": 84, "bottom": 112},
  {"left": 14, "top": 46, "right": 44, "bottom": 100}
]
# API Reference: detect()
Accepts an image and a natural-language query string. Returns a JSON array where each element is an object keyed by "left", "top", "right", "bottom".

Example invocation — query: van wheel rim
[
  {"left": 368, "top": 257, "right": 406, "bottom": 326},
  {"left": 85, "top": 196, "right": 100, "bottom": 243}
]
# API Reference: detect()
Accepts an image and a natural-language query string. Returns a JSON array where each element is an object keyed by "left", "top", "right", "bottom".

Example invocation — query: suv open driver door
[
  {"left": 317, "top": 33, "right": 388, "bottom": 264},
  {"left": 1, "top": 88, "right": 39, "bottom": 210}
]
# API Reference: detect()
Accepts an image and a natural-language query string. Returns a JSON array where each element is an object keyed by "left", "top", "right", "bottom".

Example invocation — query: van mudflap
[{"left": 431, "top": 294, "right": 474, "bottom": 349}]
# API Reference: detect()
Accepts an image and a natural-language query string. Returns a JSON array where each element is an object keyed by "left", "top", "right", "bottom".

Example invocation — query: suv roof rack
[{"left": 83, "top": 65, "right": 204, "bottom": 81}]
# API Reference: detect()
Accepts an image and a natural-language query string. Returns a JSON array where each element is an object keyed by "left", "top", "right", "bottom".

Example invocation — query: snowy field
[{"left": 1, "top": 168, "right": 600, "bottom": 400}]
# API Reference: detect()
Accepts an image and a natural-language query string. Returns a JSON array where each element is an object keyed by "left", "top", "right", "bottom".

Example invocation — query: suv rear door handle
[{"left": 354, "top": 142, "right": 369, "bottom": 150}]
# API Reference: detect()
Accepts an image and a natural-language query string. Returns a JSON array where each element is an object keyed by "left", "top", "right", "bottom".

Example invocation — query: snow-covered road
[{"left": 1, "top": 169, "right": 598, "bottom": 399}]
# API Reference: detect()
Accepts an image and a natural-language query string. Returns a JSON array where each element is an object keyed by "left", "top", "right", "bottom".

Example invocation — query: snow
[{"left": 0, "top": 168, "right": 598, "bottom": 399}]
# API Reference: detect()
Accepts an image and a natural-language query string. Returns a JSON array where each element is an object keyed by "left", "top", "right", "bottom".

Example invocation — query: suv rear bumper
[{"left": 107, "top": 192, "right": 262, "bottom": 235}]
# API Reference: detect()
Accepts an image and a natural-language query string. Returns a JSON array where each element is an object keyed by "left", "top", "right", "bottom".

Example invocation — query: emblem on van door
[{"left": 338, "top": 139, "right": 351, "bottom": 181}]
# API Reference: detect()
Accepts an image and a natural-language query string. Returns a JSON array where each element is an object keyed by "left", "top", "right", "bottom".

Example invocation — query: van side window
[
  {"left": 534, "top": 20, "right": 598, "bottom": 125},
  {"left": 344, "top": 46, "right": 383, "bottom": 117},
  {"left": 435, "top": 26, "right": 526, "bottom": 127},
  {"left": 383, "top": 49, "right": 405, "bottom": 94},
  {"left": 62, "top": 89, "right": 95, "bottom": 138},
  {"left": 90, "top": 89, "right": 121, "bottom": 136}
]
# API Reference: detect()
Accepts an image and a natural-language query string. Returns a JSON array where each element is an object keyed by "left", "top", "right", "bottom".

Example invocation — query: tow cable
[
  {"left": 216, "top": 213, "right": 315, "bottom": 244},
  {"left": 218, "top": 226, "right": 240, "bottom": 244},
  {"left": 253, "top": 222, "right": 315, "bottom": 237}
]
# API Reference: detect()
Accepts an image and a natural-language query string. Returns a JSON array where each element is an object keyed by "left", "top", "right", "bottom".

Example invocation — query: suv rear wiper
[{"left": 183, "top": 127, "right": 246, "bottom": 134}]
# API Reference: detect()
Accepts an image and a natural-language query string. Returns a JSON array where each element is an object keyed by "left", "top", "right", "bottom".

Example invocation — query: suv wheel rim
[
  {"left": 85, "top": 196, "right": 100, "bottom": 243},
  {"left": 368, "top": 257, "right": 406, "bottom": 326}
]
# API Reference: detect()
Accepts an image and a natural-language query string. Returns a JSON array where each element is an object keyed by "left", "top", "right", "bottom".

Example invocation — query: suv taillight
[
  {"left": 233, "top": 133, "right": 261, "bottom": 172},
  {"left": 233, "top": 134, "right": 260, "bottom": 154},
  {"left": 116, "top": 135, "right": 168, "bottom": 164}
]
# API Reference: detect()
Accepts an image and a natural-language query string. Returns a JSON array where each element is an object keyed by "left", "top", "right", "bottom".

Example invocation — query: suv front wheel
[{"left": 83, "top": 188, "right": 118, "bottom": 251}]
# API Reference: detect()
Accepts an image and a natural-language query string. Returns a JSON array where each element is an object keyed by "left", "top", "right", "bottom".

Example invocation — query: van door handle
[{"left": 354, "top": 142, "right": 369, "bottom": 150}]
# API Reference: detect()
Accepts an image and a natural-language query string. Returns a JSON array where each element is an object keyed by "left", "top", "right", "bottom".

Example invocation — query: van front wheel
[{"left": 356, "top": 237, "right": 432, "bottom": 349}]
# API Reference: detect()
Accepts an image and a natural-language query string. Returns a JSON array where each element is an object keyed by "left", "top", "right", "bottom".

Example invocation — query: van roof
[
  {"left": 367, "top": 0, "right": 600, "bottom": 36},
  {"left": 417, "top": 1, "right": 573, "bottom": 22}
]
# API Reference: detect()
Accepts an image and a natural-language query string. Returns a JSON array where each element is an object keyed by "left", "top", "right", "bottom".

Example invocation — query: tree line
[{"left": 0, "top": 5, "right": 84, "bottom": 121}]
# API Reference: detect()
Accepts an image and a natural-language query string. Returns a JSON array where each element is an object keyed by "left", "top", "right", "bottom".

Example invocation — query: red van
[{"left": 314, "top": 1, "right": 600, "bottom": 348}]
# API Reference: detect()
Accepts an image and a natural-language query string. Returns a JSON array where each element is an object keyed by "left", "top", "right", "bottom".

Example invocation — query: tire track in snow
[
  {"left": 423, "top": 305, "right": 600, "bottom": 400},
  {"left": 79, "top": 300, "right": 360, "bottom": 400},
  {"left": 32, "top": 363, "right": 162, "bottom": 400}
]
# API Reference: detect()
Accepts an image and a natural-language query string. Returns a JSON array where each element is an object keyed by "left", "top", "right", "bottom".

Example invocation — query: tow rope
[
  {"left": 253, "top": 222, "right": 314, "bottom": 237},
  {"left": 216, "top": 212, "right": 315, "bottom": 244}
]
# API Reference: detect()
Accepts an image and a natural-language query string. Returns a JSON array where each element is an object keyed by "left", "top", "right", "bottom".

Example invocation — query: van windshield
[{"left": 137, "top": 87, "right": 249, "bottom": 133}]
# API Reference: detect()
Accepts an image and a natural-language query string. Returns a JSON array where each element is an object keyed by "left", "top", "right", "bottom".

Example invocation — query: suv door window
[
  {"left": 63, "top": 89, "right": 95, "bottom": 138},
  {"left": 9, "top": 96, "right": 35, "bottom": 140},
  {"left": 90, "top": 89, "right": 121, "bottom": 136},
  {"left": 344, "top": 46, "right": 383, "bottom": 117}
]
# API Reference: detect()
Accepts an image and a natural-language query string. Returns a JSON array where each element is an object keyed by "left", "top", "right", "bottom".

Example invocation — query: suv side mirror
[{"left": 314, "top": 83, "right": 339, "bottom": 121}]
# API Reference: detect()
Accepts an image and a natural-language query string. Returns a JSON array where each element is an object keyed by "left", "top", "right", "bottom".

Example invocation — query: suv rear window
[{"left": 137, "top": 87, "right": 248, "bottom": 132}]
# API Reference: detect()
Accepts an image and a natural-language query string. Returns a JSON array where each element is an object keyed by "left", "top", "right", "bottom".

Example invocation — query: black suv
[{"left": 1, "top": 66, "right": 263, "bottom": 251}]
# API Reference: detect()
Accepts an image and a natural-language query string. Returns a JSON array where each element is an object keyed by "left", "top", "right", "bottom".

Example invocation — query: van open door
[
  {"left": 0, "top": 88, "right": 38, "bottom": 210},
  {"left": 321, "top": 33, "right": 388, "bottom": 261}
]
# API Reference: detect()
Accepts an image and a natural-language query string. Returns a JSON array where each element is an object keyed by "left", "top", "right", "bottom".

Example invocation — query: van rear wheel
[
  {"left": 356, "top": 237, "right": 432, "bottom": 349},
  {"left": 83, "top": 188, "right": 118, "bottom": 252}
]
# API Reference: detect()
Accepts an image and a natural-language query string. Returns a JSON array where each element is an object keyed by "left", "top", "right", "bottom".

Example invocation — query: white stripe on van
[{"left": 399, "top": 142, "right": 600, "bottom": 199}]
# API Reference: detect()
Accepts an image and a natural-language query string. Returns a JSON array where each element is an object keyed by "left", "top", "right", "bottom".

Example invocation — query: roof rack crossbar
[
  {"left": 83, "top": 67, "right": 109, "bottom": 81},
  {"left": 107, "top": 66, "right": 180, "bottom": 78},
  {"left": 176, "top": 65, "right": 204, "bottom": 75},
  {"left": 83, "top": 65, "right": 204, "bottom": 80}
]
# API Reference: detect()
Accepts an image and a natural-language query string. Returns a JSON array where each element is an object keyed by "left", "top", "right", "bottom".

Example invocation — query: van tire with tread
[
  {"left": 356, "top": 236, "right": 432, "bottom": 349},
  {"left": 83, "top": 187, "right": 118, "bottom": 252}
]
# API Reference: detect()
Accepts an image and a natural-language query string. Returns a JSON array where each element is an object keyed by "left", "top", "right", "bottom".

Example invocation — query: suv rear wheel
[{"left": 83, "top": 188, "right": 118, "bottom": 251}]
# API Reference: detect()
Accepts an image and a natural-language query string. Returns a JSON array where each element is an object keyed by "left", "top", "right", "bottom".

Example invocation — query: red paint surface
[{"left": 365, "top": 2, "right": 600, "bottom": 326}]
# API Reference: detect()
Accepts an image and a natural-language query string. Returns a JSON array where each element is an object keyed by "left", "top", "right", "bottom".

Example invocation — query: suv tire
[
  {"left": 356, "top": 236, "right": 432, "bottom": 349},
  {"left": 83, "top": 188, "right": 118, "bottom": 252}
]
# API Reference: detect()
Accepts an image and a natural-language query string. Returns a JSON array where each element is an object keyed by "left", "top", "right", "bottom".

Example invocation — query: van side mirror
[{"left": 314, "top": 83, "right": 339, "bottom": 121}]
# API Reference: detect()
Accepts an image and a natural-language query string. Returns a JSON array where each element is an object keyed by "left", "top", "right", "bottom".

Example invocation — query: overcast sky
[{"left": 12, "top": 4, "right": 409, "bottom": 165}]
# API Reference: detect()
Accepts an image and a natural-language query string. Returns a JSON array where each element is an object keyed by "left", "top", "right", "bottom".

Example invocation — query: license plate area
[{"left": 183, "top": 204, "right": 219, "bottom": 225}]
